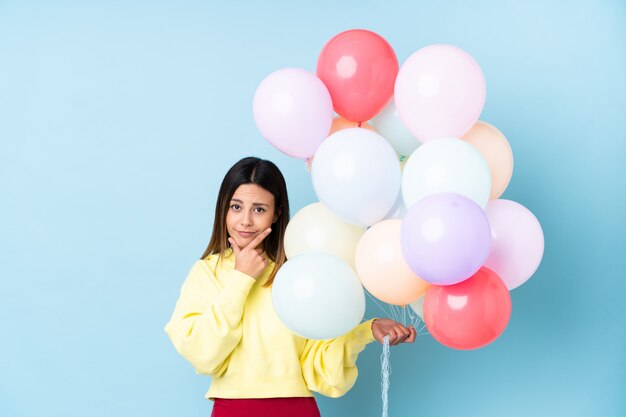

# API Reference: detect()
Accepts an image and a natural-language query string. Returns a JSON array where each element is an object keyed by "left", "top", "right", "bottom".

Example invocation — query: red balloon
[
  {"left": 423, "top": 267, "right": 512, "bottom": 350},
  {"left": 317, "top": 29, "right": 398, "bottom": 123}
]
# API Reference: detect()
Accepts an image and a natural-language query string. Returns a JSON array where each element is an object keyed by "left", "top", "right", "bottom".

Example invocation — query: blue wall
[{"left": 1, "top": 1, "right": 624, "bottom": 416}]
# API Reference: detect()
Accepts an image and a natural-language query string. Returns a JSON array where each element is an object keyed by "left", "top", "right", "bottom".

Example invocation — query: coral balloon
[
  {"left": 423, "top": 267, "right": 511, "bottom": 350},
  {"left": 484, "top": 199, "right": 544, "bottom": 290},
  {"left": 285, "top": 202, "right": 365, "bottom": 269},
  {"left": 253, "top": 67, "right": 332, "bottom": 159},
  {"left": 461, "top": 121, "right": 514, "bottom": 199},
  {"left": 355, "top": 219, "right": 429, "bottom": 305},
  {"left": 317, "top": 29, "right": 399, "bottom": 122},
  {"left": 395, "top": 44, "right": 486, "bottom": 142}
]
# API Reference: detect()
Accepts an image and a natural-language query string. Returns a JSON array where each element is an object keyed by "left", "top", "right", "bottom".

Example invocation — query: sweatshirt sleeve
[
  {"left": 299, "top": 319, "right": 377, "bottom": 398},
  {"left": 164, "top": 260, "right": 255, "bottom": 376}
]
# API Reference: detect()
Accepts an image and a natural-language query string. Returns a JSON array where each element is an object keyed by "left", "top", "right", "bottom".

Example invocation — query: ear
[{"left": 273, "top": 208, "right": 281, "bottom": 224}]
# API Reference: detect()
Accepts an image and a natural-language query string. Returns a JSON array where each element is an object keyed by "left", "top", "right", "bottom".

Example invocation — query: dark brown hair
[{"left": 200, "top": 157, "right": 290, "bottom": 286}]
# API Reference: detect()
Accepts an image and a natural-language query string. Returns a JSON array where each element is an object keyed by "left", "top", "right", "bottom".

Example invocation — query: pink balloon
[
  {"left": 395, "top": 45, "right": 486, "bottom": 142},
  {"left": 484, "top": 199, "right": 545, "bottom": 290},
  {"left": 253, "top": 68, "right": 333, "bottom": 159}
]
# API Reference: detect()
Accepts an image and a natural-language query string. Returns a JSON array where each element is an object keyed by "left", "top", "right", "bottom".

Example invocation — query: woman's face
[{"left": 226, "top": 183, "right": 277, "bottom": 250}]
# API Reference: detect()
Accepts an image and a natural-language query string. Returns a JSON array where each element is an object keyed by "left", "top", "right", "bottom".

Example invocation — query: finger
[
  {"left": 394, "top": 327, "right": 409, "bottom": 345},
  {"left": 228, "top": 237, "right": 241, "bottom": 255},
  {"left": 397, "top": 325, "right": 411, "bottom": 342},
  {"left": 387, "top": 329, "right": 399, "bottom": 345},
  {"left": 406, "top": 326, "right": 417, "bottom": 343},
  {"left": 244, "top": 227, "right": 272, "bottom": 250},
  {"left": 402, "top": 326, "right": 412, "bottom": 342},
  {"left": 394, "top": 331, "right": 407, "bottom": 345}
]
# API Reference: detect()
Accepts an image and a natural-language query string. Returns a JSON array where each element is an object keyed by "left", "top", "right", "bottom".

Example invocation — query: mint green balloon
[{"left": 402, "top": 137, "right": 491, "bottom": 209}]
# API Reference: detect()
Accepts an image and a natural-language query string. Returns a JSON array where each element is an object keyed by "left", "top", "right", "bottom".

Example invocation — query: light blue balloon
[
  {"left": 311, "top": 128, "right": 401, "bottom": 227},
  {"left": 272, "top": 253, "right": 365, "bottom": 340}
]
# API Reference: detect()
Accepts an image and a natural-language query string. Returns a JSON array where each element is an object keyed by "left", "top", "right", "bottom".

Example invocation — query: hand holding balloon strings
[{"left": 371, "top": 318, "right": 416, "bottom": 346}]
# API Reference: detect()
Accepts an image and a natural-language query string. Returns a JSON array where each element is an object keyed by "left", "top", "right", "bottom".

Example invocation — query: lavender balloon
[{"left": 401, "top": 192, "right": 491, "bottom": 285}]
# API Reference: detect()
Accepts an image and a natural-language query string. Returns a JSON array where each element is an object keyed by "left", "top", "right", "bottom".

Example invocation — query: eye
[
  {"left": 230, "top": 204, "right": 241, "bottom": 211},
  {"left": 254, "top": 207, "right": 266, "bottom": 213}
]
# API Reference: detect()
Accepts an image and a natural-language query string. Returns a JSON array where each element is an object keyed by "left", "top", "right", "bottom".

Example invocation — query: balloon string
[
  {"left": 406, "top": 306, "right": 429, "bottom": 336},
  {"left": 381, "top": 335, "right": 391, "bottom": 417},
  {"left": 365, "top": 290, "right": 395, "bottom": 321},
  {"left": 365, "top": 290, "right": 430, "bottom": 335}
]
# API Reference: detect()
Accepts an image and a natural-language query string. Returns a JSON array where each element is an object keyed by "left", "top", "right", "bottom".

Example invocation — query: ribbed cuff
[{"left": 350, "top": 319, "right": 376, "bottom": 343}]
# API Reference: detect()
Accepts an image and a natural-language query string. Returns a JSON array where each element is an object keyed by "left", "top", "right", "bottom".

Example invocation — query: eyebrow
[{"left": 230, "top": 198, "right": 270, "bottom": 207}]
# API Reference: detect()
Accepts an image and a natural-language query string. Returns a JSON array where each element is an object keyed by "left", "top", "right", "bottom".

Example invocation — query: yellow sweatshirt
[{"left": 164, "top": 250, "right": 376, "bottom": 400}]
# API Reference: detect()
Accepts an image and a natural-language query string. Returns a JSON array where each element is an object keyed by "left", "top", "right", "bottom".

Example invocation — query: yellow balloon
[
  {"left": 284, "top": 202, "right": 364, "bottom": 268},
  {"left": 461, "top": 121, "right": 514, "bottom": 199},
  {"left": 355, "top": 219, "right": 429, "bottom": 306}
]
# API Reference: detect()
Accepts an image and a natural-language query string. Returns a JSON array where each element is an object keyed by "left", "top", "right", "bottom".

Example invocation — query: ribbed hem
[{"left": 206, "top": 376, "right": 314, "bottom": 400}]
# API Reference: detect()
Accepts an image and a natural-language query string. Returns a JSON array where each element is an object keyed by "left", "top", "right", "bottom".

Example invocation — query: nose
[{"left": 240, "top": 210, "right": 253, "bottom": 226}]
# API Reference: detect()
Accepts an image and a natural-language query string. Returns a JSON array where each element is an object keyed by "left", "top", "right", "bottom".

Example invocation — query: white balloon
[
  {"left": 272, "top": 253, "right": 365, "bottom": 340},
  {"left": 370, "top": 100, "right": 421, "bottom": 158},
  {"left": 311, "top": 128, "right": 401, "bottom": 226},
  {"left": 284, "top": 202, "right": 365, "bottom": 268},
  {"left": 402, "top": 137, "right": 491, "bottom": 209}
]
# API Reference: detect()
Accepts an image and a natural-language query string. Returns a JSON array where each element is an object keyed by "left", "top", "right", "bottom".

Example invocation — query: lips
[{"left": 237, "top": 231, "right": 256, "bottom": 238}]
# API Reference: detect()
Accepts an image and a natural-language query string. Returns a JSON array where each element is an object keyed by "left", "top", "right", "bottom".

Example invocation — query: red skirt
[{"left": 211, "top": 397, "right": 321, "bottom": 417}]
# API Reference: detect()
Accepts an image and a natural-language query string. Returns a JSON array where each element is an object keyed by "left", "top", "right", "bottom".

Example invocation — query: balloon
[
  {"left": 253, "top": 67, "right": 332, "bottom": 159},
  {"left": 395, "top": 44, "right": 486, "bottom": 142},
  {"left": 383, "top": 192, "right": 407, "bottom": 220},
  {"left": 329, "top": 117, "right": 375, "bottom": 135},
  {"left": 461, "top": 121, "right": 514, "bottom": 199},
  {"left": 317, "top": 29, "right": 399, "bottom": 122},
  {"left": 370, "top": 100, "right": 421, "bottom": 158},
  {"left": 484, "top": 199, "right": 545, "bottom": 290},
  {"left": 402, "top": 137, "right": 491, "bottom": 209},
  {"left": 423, "top": 267, "right": 512, "bottom": 350},
  {"left": 401, "top": 192, "right": 491, "bottom": 285},
  {"left": 311, "top": 128, "right": 401, "bottom": 226},
  {"left": 409, "top": 295, "right": 424, "bottom": 320},
  {"left": 272, "top": 253, "right": 365, "bottom": 340},
  {"left": 305, "top": 120, "right": 381, "bottom": 180},
  {"left": 284, "top": 202, "right": 365, "bottom": 268},
  {"left": 355, "top": 219, "right": 429, "bottom": 305}
]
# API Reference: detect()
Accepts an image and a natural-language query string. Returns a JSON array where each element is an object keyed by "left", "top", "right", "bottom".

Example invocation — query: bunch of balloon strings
[{"left": 367, "top": 291, "right": 429, "bottom": 417}]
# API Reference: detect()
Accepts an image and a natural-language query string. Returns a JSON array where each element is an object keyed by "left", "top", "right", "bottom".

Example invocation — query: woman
[{"left": 165, "top": 156, "right": 415, "bottom": 417}]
